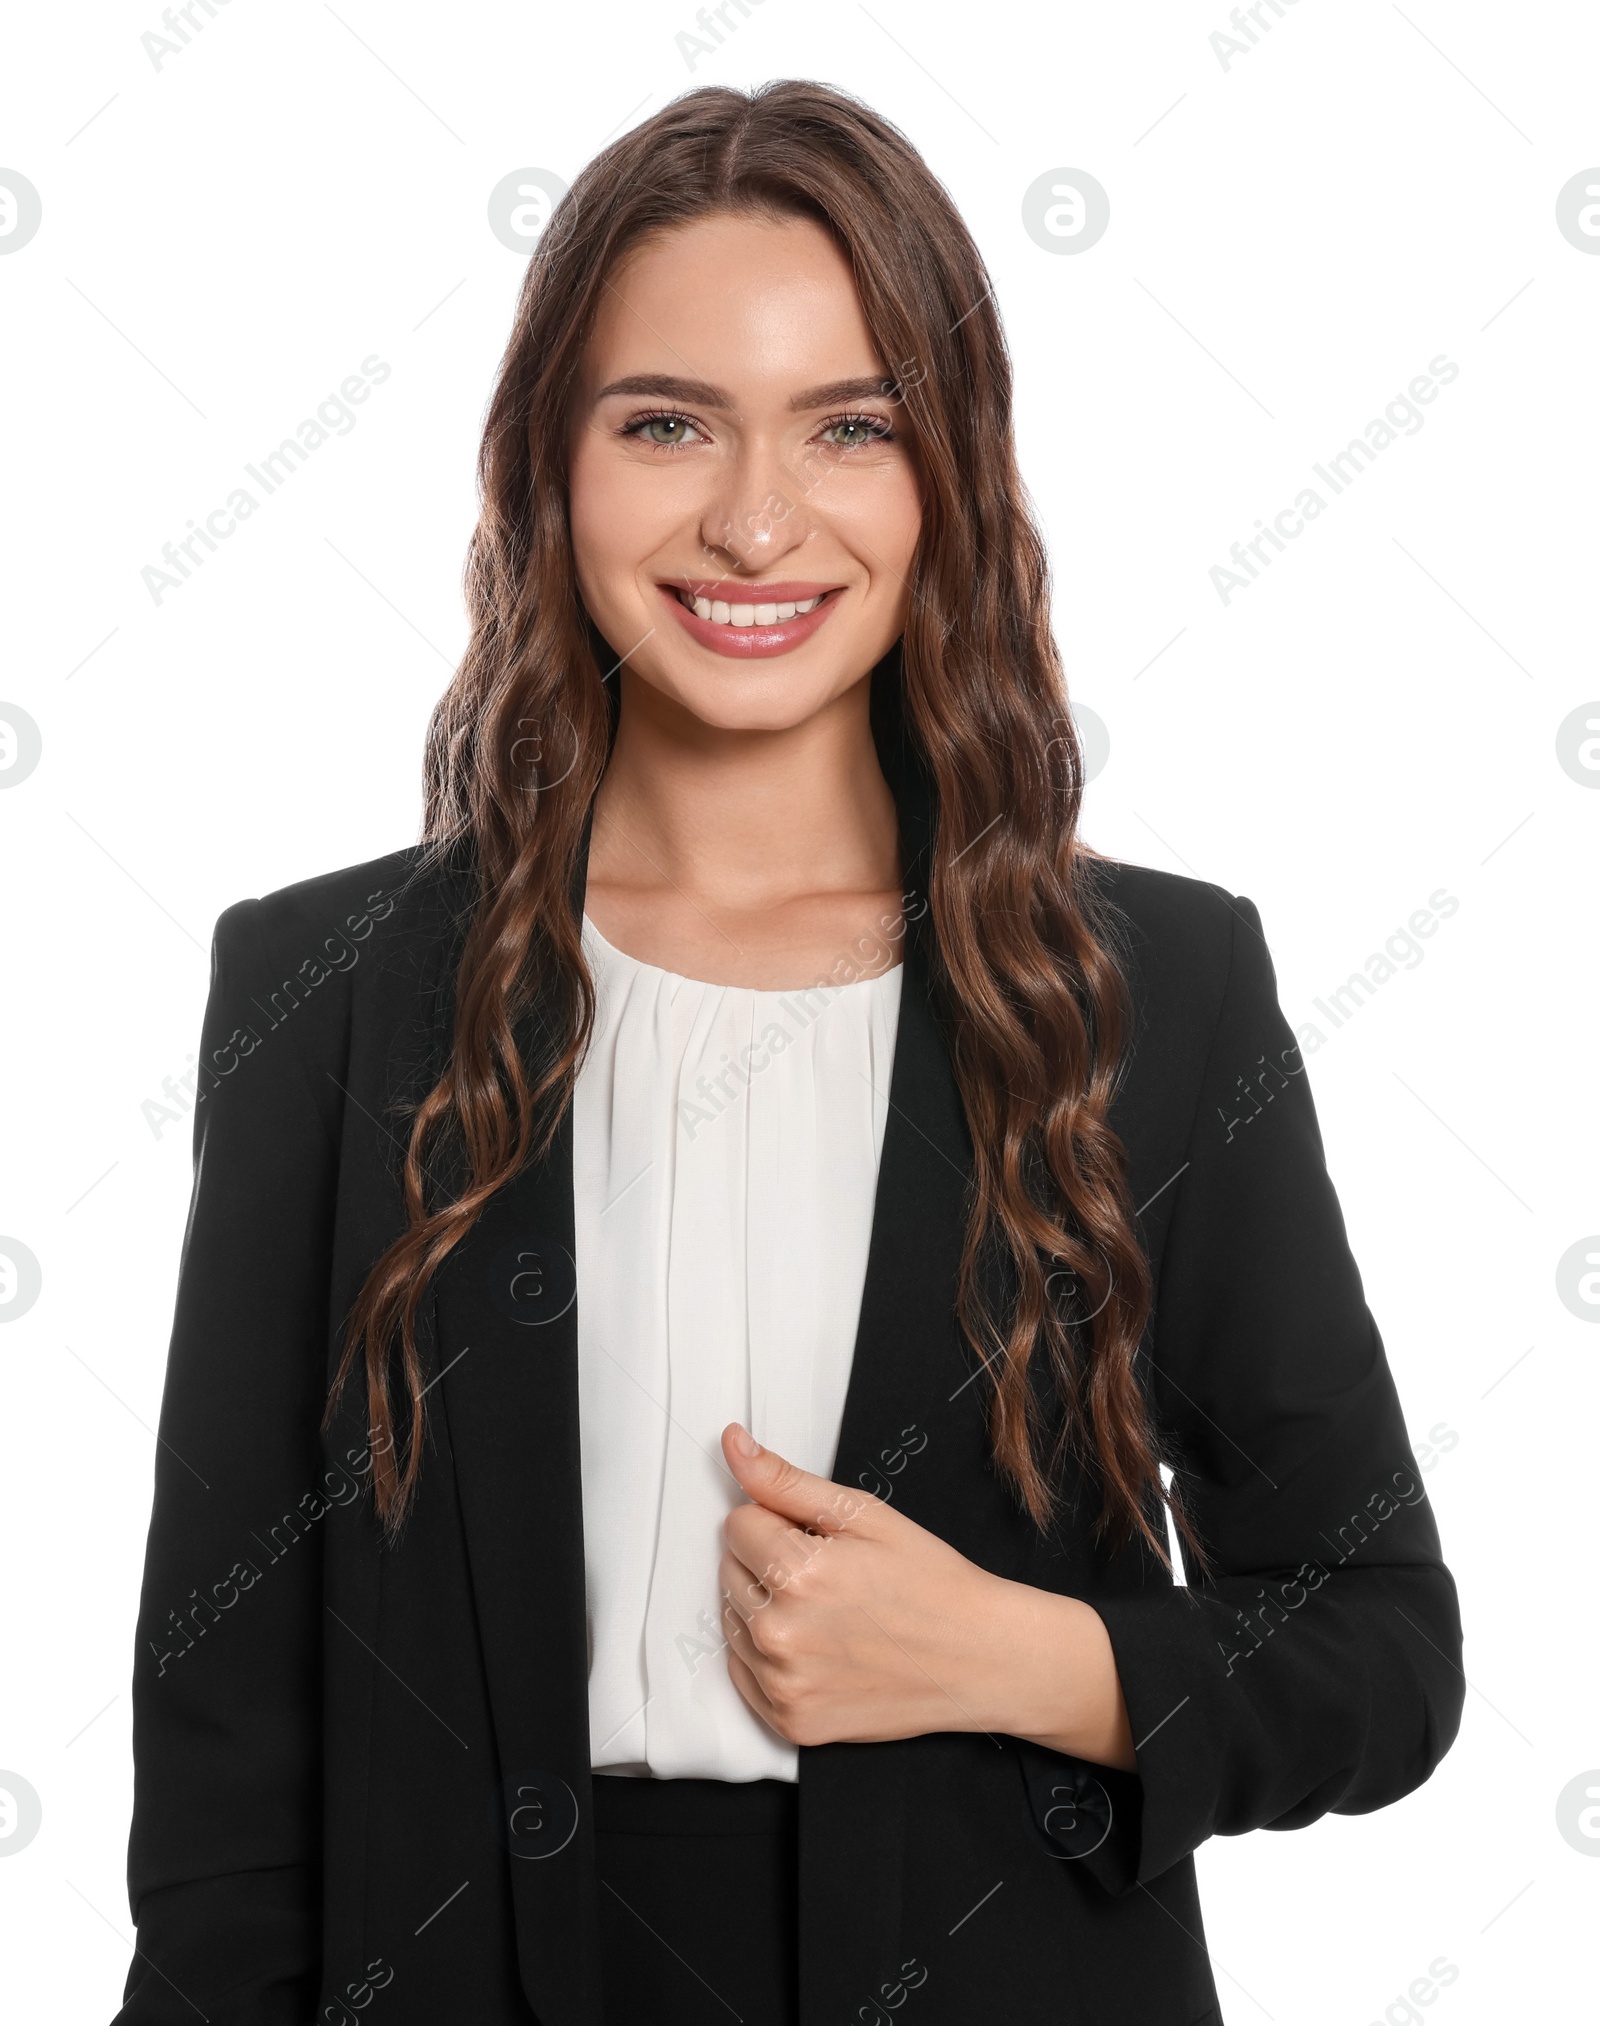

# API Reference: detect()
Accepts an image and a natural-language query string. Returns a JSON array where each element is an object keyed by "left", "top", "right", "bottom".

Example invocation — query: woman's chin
[{"left": 625, "top": 657, "right": 871, "bottom": 737}]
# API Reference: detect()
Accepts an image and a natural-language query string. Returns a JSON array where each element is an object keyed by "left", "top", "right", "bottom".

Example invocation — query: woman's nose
[{"left": 698, "top": 440, "right": 811, "bottom": 572}]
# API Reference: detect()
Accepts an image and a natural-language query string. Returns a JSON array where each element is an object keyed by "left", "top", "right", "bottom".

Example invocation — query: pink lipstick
[{"left": 657, "top": 577, "right": 845, "bottom": 659}]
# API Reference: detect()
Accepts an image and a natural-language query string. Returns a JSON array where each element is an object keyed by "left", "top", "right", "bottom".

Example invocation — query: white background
[{"left": 2, "top": 1, "right": 1596, "bottom": 2019}]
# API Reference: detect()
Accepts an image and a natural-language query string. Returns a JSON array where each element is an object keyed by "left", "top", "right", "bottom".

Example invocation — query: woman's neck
[{"left": 582, "top": 668, "right": 906, "bottom": 990}]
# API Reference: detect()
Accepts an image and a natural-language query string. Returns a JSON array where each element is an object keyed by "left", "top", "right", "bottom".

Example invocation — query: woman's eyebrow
[
  {"left": 787, "top": 375, "right": 902, "bottom": 409},
  {"left": 593, "top": 372, "right": 901, "bottom": 409},
  {"left": 595, "top": 372, "right": 731, "bottom": 406}
]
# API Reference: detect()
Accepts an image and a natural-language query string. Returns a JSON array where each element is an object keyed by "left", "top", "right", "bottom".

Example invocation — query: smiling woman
[
  {"left": 116, "top": 78, "right": 1463, "bottom": 2026},
  {"left": 568, "top": 207, "right": 922, "bottom": 985}
]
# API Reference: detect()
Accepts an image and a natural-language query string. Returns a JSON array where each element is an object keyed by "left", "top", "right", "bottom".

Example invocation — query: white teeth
[{"left": 679, "top": 589, "right": 830, "bottom": 625}]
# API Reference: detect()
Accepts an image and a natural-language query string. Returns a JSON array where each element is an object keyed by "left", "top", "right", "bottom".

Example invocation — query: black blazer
[{"left": 115, "top": 738, "right": 1464, "bottom": 2024}]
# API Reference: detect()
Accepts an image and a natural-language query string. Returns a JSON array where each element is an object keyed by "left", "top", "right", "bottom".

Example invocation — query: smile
[
  {"left": 656, "top": 578, "right": 845, "bottom": 659},
  {"left": 678, "top": 590, "right": 824, "bottom": 624}
]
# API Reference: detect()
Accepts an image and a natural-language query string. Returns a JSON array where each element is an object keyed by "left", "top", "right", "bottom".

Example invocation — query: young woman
[{"left": 116, "top": 81, "right": 1464, "bottom": 2026}]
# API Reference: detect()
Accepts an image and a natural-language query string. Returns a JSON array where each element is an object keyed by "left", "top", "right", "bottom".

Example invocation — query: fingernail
[{"left": 730, "top": 1424, "right": 760, "bottom": 1459}]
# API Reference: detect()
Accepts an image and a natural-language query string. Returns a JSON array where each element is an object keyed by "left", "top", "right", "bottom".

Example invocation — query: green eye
[
  {"left": 626, "top": 410, "right": 700, "bottom": 446},
  {"left": 822, "top": 414, "right": 892, "bottom": 448}
]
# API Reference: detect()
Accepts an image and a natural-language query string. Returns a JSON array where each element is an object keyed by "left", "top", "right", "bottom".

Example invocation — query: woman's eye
[
  {"left": 820, "top": 414, "right": 893, "bottom": 449},
  {"left": 627, "top": 412, "right": 703, "bottom": 448}
]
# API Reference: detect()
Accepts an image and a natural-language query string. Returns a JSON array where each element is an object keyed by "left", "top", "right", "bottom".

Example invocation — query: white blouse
[{"left": 572, "top": 912, "right": 903, "bottom": 1783}]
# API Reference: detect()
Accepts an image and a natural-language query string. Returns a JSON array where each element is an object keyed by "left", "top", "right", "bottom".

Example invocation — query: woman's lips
[{"left": 657, "top": 580, "right": 843, "bottom": 659}]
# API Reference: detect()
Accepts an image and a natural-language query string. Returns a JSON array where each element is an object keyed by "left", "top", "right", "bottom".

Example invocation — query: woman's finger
[
  {"left": 724, "top": 1643, "right": 786, "bottom": 1736},
  {"left": 724, "top": 1500, "right": 831, "bottom": 1589},
  {"left": 718, "top": 1548, "right": 771, "bottom": 1625}
]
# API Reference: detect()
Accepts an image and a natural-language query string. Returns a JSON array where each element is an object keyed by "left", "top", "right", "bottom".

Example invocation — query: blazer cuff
[
  {"left": 1013, "top": 1737, "right": 1148, "bottom": 1896},
  {"left": 1090, "top": 1584, "right": 1246, "bottom": 1885}
]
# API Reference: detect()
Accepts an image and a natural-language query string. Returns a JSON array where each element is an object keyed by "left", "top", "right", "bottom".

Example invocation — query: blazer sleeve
[
  {"left": 114, "top": 898, "right": 341, "bottom": 2023},
  {"left": 1084, "top": 891, "right": 1465, "bottom": 1891}
]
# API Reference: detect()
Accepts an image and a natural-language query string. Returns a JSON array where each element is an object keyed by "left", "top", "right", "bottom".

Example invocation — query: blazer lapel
[
  {"left": 429, "top": 826, "right": 602, "bottom": 2026},
  {"left": 432, "top": 1126, "right": 598, "bottom": 2026},
  {"left": 797, "top": 919, "right": 981, "bottom": 2022}
]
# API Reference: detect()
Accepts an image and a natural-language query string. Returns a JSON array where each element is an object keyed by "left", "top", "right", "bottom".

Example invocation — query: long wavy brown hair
[{"left": 328, "top": 79, "right": 1204, "bottom": 1575}]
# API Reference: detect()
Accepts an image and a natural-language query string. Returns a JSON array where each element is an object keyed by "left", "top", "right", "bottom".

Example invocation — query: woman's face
[{"left": 568, "top": 209, "right": 923, "bottom": 734}]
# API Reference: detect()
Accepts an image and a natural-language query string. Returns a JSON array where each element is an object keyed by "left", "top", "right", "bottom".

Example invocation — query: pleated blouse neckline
[{"left": 579, "top": 910, "right": 905, "bottom": 993}]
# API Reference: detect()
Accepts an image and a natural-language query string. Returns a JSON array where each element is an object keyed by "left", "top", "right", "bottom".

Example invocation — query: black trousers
[{"left": 593, "top": 1773, "right": 800, "bottom": 2024}]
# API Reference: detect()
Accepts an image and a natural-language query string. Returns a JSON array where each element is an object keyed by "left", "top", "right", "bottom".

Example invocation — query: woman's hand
[{"left": 717, "top": 1423, "right": 1137, "bottom": 1771}]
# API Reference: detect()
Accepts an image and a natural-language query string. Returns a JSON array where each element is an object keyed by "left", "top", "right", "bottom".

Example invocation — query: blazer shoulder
[
  {"left": 209, "top": 839, "right": 473, "bottom": 972},
  {"left": 1077, "top": 853, "right": 1286, "bottom": 1189},
  {"left": 245, "top": 840, "right": 470, "bottom": 944},
  {"left": 1080, "top": 852, "right": 1241, "bottom": 1004},
  {"left": 1076, "top": 852, "right": 1292, "bottom": 1110},
  {"left": 206, "top": 842, "right": 473, "bottom": 1099}
]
